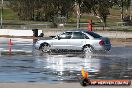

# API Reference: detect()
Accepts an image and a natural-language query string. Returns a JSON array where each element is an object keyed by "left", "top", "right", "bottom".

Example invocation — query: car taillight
[{"left": 99, "top": 40, "right": 104, "bottom": 45}]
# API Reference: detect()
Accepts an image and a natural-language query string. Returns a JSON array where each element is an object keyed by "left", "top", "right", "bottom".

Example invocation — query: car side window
[
  {"left": 84, "top": 34, "right": 89, "bottom": 39},
  {"left": 59, "top": 32, "right": 72, "bottom": 39},
  {"left": 72, "top": 32, "right": 89, "bottom": 39}
]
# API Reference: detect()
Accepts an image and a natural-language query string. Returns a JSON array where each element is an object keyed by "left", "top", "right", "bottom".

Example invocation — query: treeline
[
  {"left": 8, "top": 0, "right": 74, "bottom": 21},
  {"left": 8, "top": 0, "right": 131, "bottom": 25}
]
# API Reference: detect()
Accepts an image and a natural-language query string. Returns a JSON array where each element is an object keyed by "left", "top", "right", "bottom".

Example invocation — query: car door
[
  {"left": 67, "top": 32, "right": 89, "bottom": 50},
  {"left": 51, "top": 32, "right": 72, "bottom": 49}
]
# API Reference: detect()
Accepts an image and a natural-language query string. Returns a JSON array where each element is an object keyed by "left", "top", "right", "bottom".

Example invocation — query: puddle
[{"left": 0, "top": 46, "right": 131, "bottom": 83}]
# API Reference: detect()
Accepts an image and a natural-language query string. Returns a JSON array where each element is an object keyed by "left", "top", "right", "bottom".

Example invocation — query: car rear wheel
[
  {"left": 40, "top": 43, "right": 51, "bottom": 53},
  {"left": 83, "top": 45, "right": 94, "bottom": 53}
]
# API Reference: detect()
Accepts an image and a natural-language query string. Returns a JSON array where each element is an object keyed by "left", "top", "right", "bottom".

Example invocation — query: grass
[
  {"left": 80, "top": 15, "right": 100, "bottom": 22},
  {"left": 2, "top": 8, "right": 18, "bottom": 20}
]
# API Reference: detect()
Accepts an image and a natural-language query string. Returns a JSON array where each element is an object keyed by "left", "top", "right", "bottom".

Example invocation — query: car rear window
[{"left": 86, "top": 31, "right": 102, "bottom": 38}]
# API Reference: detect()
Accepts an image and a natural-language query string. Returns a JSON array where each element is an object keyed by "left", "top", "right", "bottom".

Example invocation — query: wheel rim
[
  {"left": 41, "top": 44, "right": 50, "bottom": 52},
  {"left": 83, "top": 46, "right": 93, "bottom": 53}
]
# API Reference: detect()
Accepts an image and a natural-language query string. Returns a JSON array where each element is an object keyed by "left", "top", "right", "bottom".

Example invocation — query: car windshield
[{"left": 85, "top": 31, "right": 102, "bottom": 38}]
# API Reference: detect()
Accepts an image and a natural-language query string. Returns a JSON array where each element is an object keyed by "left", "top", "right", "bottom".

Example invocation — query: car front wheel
[{"left": 40, "top": 43, "right": 51, "bottom": 53}]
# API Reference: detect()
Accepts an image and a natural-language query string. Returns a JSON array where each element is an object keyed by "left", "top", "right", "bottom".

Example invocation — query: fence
[{"left": 1, "top": 21, "right": 132, "bottom": 31}]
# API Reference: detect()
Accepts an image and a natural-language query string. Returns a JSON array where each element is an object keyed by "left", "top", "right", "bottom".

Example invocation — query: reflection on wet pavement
[{"left": 0, "top": 45, "right": 132, "bottom": 83}]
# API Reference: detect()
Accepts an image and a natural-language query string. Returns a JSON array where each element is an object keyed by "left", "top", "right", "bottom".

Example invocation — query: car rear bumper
[
  {"left": 94, "top": 45, "right": 111, "bottom": 51},
  {"left": 102, "top": 44, "right": 111, "bottom": 51}
]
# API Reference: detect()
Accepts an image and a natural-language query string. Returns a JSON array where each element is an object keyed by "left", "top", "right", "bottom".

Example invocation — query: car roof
[
  {"left": 65, "top": 29, "right": 102, "bottom": 38},
  {"left": 65, "top": 29, "right": 91, "bottom": 32}
]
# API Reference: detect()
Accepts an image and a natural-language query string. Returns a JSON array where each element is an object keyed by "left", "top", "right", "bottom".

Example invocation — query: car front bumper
[{"left": 34, "top": 43, "right": 40, "bottom": 50}]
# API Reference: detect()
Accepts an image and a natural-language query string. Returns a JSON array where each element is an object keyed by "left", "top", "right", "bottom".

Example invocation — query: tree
[
  {"left": 114, "top": 0, "right": 131, "bottom": 21},
  {"left": 8, "top": 0, "right": 119, "bottom": 27},
  {"left": 123, "top": 0, "right": 131, "bottom": 20},
  {"left": 74, "top": 0, "right": 96, "bottom": 28},
  {"left": 8, "top": 0, "right": 74, "bottom": 22},
  {"left": 79, "top": 0, "right": 114, "bottom": 27},
  {"left": 8, "top": 0, "right": 35, "bottom": 20},
  {"left": 95, "top": 0, "right": 112, "bottom": 27}
]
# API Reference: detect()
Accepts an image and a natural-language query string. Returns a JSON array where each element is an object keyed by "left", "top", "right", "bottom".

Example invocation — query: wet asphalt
[{"left": 0, "top": 38, "right": 132, "bottom": 83}]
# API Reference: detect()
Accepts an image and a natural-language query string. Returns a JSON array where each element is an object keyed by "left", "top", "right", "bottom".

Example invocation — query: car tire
[
  {"left": 40, "top": 43, "right": 51, "bottom": 53},
  {"left": 83, "top": 45, "right": 94, "bottom": 53}
]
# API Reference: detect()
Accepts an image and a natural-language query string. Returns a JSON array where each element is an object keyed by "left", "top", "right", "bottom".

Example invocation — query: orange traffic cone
[{"left": 84, "top": 71, "right": 89, "bottom": 78}]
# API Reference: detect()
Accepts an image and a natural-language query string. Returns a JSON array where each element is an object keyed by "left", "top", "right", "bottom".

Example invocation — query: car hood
[{"left": 36, "top": 38, "right": 53, "bottom": 44}]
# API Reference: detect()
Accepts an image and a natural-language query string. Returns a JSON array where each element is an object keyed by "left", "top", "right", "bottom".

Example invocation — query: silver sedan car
[{"left": 35, "top": 29, "right": 111, "bottom": 53}]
